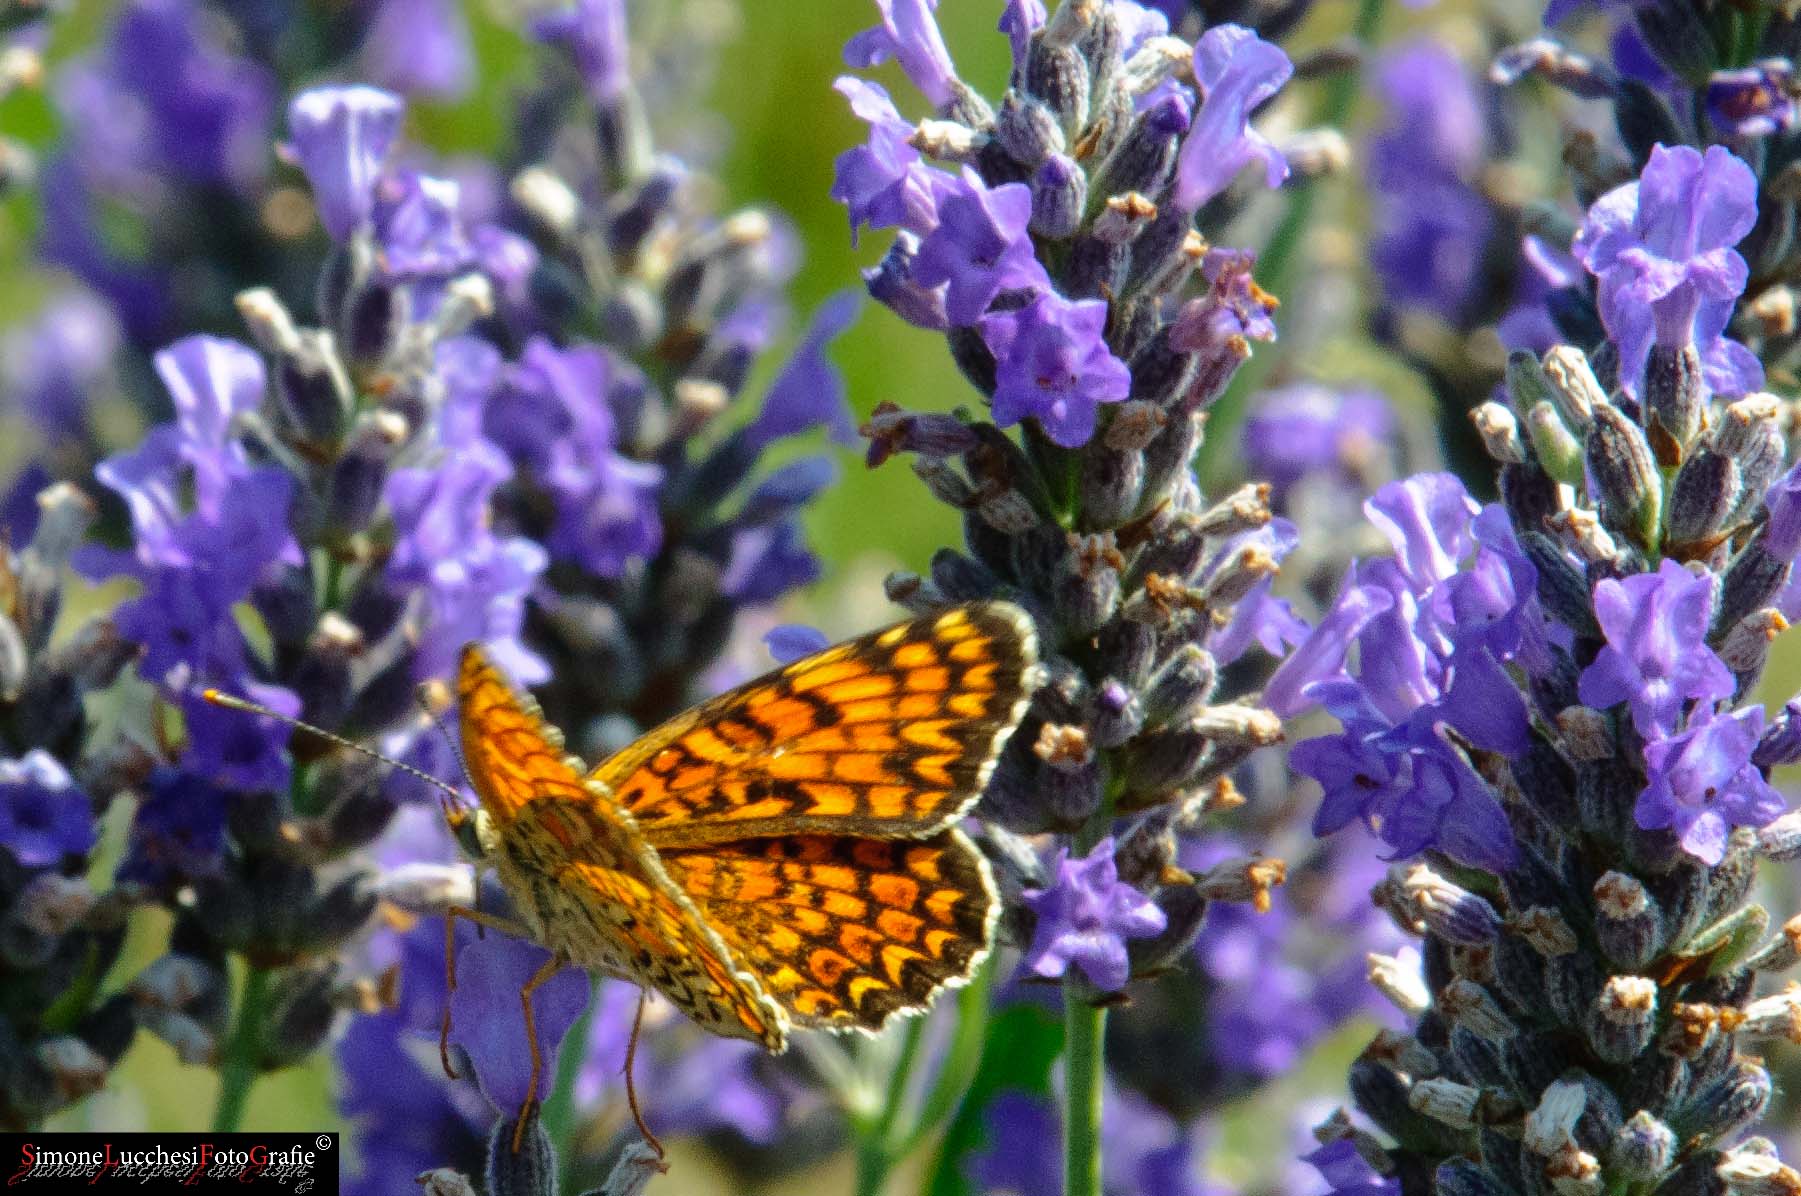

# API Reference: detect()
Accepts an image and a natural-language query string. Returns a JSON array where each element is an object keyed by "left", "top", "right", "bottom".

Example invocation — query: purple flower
[
  {"left": 910, "top": 169, "right": 1048, "bottom": 326},
  {"left": 287, "top": 86, "right": 406, "bottom": 242},
  {"left": 1573, "top": 144, "right": 1762, "bottom": 398},
  {"left": 117, "top": 769, "right": 229, "bottom": 889},
  {"left": 1304, "top": 1139, "right": 1401, "bottom": 1196},
  {"left": 373, "top": 171, "right": 475, "bottom": 280},
  {"left": 844, "top": 0, "right": 958, "bottom": 109},
  {"left": 830, "top": 79, "right": 940, "bottom": 242},
  {"left": 535, "top": 0, "right": 629, "bottom": 103},
  {"left": 998, "top": 0, "right": 1046, "bottom": 65},
  {"left": 1172, "top": 24, "right": 1292, "bottom": 211},
  {"left": 1, "top": 291, "right": 119, "bottom": 444},
  {"left": 154, "top": 336, "right": 266, "bottom": 517},
  {"left": 339, "top": 1012, "right": 485, "bottom": 1196},
  {"left": 1577, "top": 559, "right": 1734, "bottom": 737},
  {"left": 1242, "top": 386, "right": 1395, "bottom": 502},
  {"left": 0, "top": 751, "right": 94, "bottom": 867},
  {"left": 978, "top": 292, "right": 1131, "bottom": 447},
  {"left": 744, "top": 291, "right": 860, "bottom": 453},
  {"left": 179, "top": 682, "right": 302, "bottom": 795},
  {"left": 384, "top": 444, "right": 549, "bottom": 685},
  {"left": 360, "top": 0, "right": 474, "bottom": 99},
  {"left": 447, "top": 936, "right": 591, "bottom": 1114},
  {"left": 972, "top": 1088, "right": 1222, "bottom": 1196},
  {"left": 56, "top": 0, "right": 275, "bottom": 194},
  {"left": 1706, "top": 62, "right": 1797, "bottom": 137},
  {"left": 1021, "top": 837, "right": 1167, "bottom": 992},
  {"left": 1764, "top": 459, "right": 1801, "bottom": 562},
  {"left": 575, "top": 984, "right": 785, "bottom": 1144},
  {"left": 1172, "top": 249, "right": 1280, "bottom": 353},
  {"left": 764, "top": 624, "right": 830, "bottom": 664},
  {"left": 1638, "top": 706, "right": 1785, "bottom": 865}
]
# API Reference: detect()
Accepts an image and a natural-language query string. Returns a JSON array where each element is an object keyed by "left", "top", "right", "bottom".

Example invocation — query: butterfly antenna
[
  {"left": 625, "top": 989, "right": 665, "bottom": 1162},
  {"left": 199, "top": 688, "right": 466, "bottom": 807},
  {"left": 413, "top": 685, "right": 480, "bottom": 804}
]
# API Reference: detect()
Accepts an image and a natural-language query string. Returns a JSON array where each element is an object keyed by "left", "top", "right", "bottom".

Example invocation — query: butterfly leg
[
  {"left": 440, "top": 904, "right": 533, "bottom": 1081},
  {"left": 625, "top": 989, "right": 667, "bottom": 1163},
  {"left": 512, "top": 949, "right": 570, "bottom": 1154}
]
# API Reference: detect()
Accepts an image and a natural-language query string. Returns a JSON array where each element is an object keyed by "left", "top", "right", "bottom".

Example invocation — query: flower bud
[
  {"left": 1611, "top": 1110, "right": 1677, "bottom": 1181},
  {"left": 418, "top": 1170, "right": 480, "bottom": 1196},
  {"left": 1367, "top": 951, "right": 1430, "bottom": 1019},
  {"left": 1439, "top": 978, "right": 1515, "bottom": 1041},
  {"left": 1091, "top": 92, "right": 1186, "bottom": 202},
  {"left": 1586, "top": 401, "right": 1662, "bottom": 552},
  {"left": 1644, "top": 343, "right": 1707, "bottom": 459},
  {"left": 1471, "top": 402, "right": 1526, "bottom": 464},
  {"left": 1024, "top": 40, "right": 1090, "bottom": 137},
  {"left": 1688, "top": 1062, "right": 1773, "bottom": 1147},
  {"left": 1589, "top": 975, "right": 1656, "bottom": 1063},
  {"left": 1594, "top": 871, "right": 1664, "bottom": 969},
  {"left": 1668, "top": 449, "right": 1740, "bottom": 550},
  {"left": 1409, "top": 1077, "right": 1482, "bottom": 1129},
  {"left": 995, "top": 90, "right": 1065, "bottom": 166},
  {"left": 1539, "top": 345, "right": 1602, "bottom": 432},
  {"left": 486, "top": 1109, "right": 558, "bottom": 1196},
  {"left": 1718, "top": 1152, "right": 1801, "bottom": 1196},
  {"left": 1091, "top": 191, "right": 1157, "bottom": 244},
  {"left": 1028, "top": 153, "right": 1086, "bottom": 239}
]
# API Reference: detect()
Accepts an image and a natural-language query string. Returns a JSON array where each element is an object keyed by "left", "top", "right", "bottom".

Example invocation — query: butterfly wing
[
  {"left": 457, "top": 645, "right": 787, "bottom": 1050},
  {"left": 655, "top": 829, "right": 996, "bottom": 1032},
  {"left": 590, "top": 602, "right": 1038, "bottom": 850}
]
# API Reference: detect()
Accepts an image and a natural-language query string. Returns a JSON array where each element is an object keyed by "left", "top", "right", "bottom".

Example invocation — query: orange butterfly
[{"left": 219, "top": 601, "right": 1038, "bottom": 1145}]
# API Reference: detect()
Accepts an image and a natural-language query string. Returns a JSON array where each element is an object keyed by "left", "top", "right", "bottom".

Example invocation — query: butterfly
[{"left": 211, "top": 601, "right": 1038, "bottom": 1146}]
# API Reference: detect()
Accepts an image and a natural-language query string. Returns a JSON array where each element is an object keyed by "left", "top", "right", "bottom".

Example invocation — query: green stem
[
  {"left": 543, "top": 975, "right": 597, "bottom": 1192},
  {"left": 212, "top": 964, "right": 272, "bottom": 1132},
  {"left": 895, "top": 958, "right": 995, "bottom": 1160},
  {"left": 1062, "top": 994, "right": 1107, "bottom": 1196},
  {"left": 1198, "top": 0, "right": 1388, "bottom": 482},
  {"left": 855, "top": 1014, "right": 927, "bottom": 1196}
]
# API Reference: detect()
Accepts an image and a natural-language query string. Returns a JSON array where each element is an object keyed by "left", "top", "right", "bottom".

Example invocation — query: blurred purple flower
[
  {"left": 972, "top": 1087, "right": 1222, "bottom": 1196},
  {"left": 1766, "top": 460, "right": 1801, "bottom": 561},
  {"left": 117, "top": 769, "right": 229, "bottom": 889},
  {"left": 1366, "top": 42, "right": 1494, "bottom": 318},
  {"left": 55, "top": 0, "right": 275, "bottom": 195},
  {"left": 373, "top": 171, "right": 475, "bottom": 280},
  {"left": 384, "top": 444, "right": 549, "bottom": 685},
  {"left": 1172, "top": 24, "right": 1292, "bottom": 211},
  {"left": 1573, "top": 143, "right": 1761, "bottom": 398},
  {"left": 339, "top": 1010, "right": 486, "bottom": 1196},
  {"left": 1021, "top": 837, "right": 1167, "bottom": 992},
  {"left": 360, "top": 0, "right": 473, "bottom": 99},
  {"left": 911, "top": 169, "right": 1048, "bottom": 326},
  {"left": 447, "top": 936, "right": 590, "bottom": 1114},
  {"left": 1242, "top": 386, "right": 1395, "bottom": 502},
  {"left": 765, "top": 624, "right": 830, "bottom": 664},
  {"left": 845, "top": 0, "right": 958, "bottom": 109},
  {"left": 1, "top": 291, "right": 119, "bottom": 444},
  {"left": 1707, "top": 62, "right": 1799, "bottom": 137},
  {"left": 155, "top": 336, "right": 266, "bottom": 516},
  {"left": 179, "top": 682, "right": 302, "bottom": 794},
  {"left": 0, "top": 751, "right": 94, "bottom": 867},
  {"left": 535, "top": 0, "right": 630, "bottom": 103},
  {"left": 744, "top": 291, "right": 861, "bottom": 452},
  {"left": 979, "top": 292, "right": 1131, "bottom": 447},
  {"left": 998, "top": 0, "right": 1045, "bottom": 65},
  {"left": 287, "top": 85, "right": 406, "bottom": 242},
  {"left": 1638, "top": 706, "right": 1785, "bottom": 865},
  {"left": 1577, "top": 559, "right": 1734, "bottom": 737},
  {"left": 1304, "top": 1139, "right": 1401, "bottom": 1196}
]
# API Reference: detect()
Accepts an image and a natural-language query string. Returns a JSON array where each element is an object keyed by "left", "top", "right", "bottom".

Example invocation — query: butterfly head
[{"left": 443, "top": 801, "right": 501, "bottom": 865}]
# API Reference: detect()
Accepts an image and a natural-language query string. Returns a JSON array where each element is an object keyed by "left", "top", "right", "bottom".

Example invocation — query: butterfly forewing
[{"left": 589, "top": 603, "right": 1038, "bottom": 850}]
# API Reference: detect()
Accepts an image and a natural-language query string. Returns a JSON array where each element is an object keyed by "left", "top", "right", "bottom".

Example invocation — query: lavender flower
[
  {"left": 1706, "top": 61, "right": 1799, "bottom": 137},
  {"left": 287, "top": 86, "right": 405, "bottom": 241},
  {"left": 0, "top": 751, "right": 94, "bottom": 867},
  {"left": 1576, "top": 558, "right": 1733, "bottom": 736},
  {"left": 1022, "top": 838, "right": 1168, "bottom": 992},
  {"left": 1172, "top": 24, "right": 1293, "bottom": 210},
  {"left": 1573, "top": 143, "right": 1761, "bottom": 398},
  {"left": 979, "top": 293, "right": 1131, "bottom": 446},
  {"left": 1638, "top": 707, "right": 1784, "bottom": 864}
]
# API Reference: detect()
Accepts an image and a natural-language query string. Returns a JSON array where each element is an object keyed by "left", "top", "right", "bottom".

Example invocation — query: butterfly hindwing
[{"left": 656, "top": 829, "right": 996, "bottom": 1031}]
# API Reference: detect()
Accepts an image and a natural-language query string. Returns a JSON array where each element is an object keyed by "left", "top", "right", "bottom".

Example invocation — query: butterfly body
[{"left": 453, "top": 601, "right": 1039, "bottom": 1051}]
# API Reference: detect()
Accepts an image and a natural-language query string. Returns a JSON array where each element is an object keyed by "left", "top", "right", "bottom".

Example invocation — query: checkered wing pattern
[{"left": 590, "top": 603, "right": 1038, "bottom": 850}]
